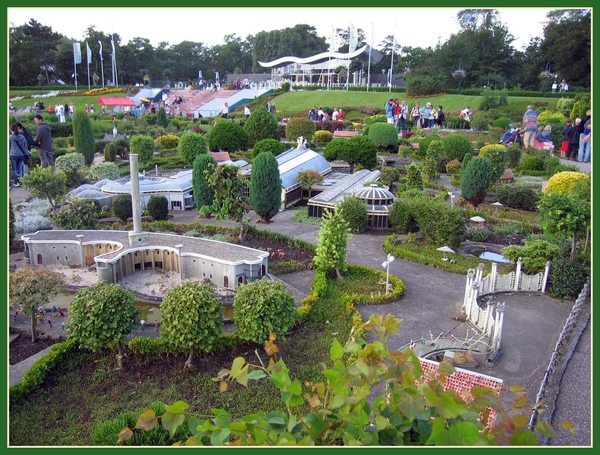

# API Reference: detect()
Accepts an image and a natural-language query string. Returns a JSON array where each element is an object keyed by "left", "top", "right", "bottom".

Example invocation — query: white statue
[{"left": 296, "top": 136, "right": 308, "bottom": 148}]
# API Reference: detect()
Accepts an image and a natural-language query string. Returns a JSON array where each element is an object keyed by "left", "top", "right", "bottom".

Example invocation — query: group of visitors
[
  {"left": 396, "top": 100, "right": 446, "bottom": 130},
  {"left": 9, "top": 114, "right": 54, "bottom": 187},
  {"left": 308, "top": 106, "right": 345, "bottom": 122}
]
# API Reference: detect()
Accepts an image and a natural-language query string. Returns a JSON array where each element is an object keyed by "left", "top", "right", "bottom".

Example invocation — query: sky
[{"left": 8, "top": 7, "right": 555, "bottom": 52}]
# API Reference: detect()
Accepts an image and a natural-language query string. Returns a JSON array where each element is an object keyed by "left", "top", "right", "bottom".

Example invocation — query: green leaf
[
  {"left": 329, "top": 338, "right": 344, "bottom": 361},
  {"left": 161, "top": 411, "right": 186, "bottom": 438},
  {"left": 210, "top": 428, "right": 231, "bottom": 446}
]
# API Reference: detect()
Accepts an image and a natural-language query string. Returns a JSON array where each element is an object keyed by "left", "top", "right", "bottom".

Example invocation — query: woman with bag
[
  {"left": 9, "top": 123, "right": 30, "bottom": 187},
  {"left": 411, "top": 103, "right": 421, "bottom": 129}
]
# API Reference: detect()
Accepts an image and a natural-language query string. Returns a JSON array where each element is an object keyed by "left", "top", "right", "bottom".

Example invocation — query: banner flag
[
  {"left": 86, "top": 42, "right": 92, "bottom": 64},
  {"left": 98, "top": 41, "right": 103, "bottom": 61},
  {"left": 349, "top": 24, "right": 358, "bottom": 53},
  {"left": 73, "top": 42, "right": 82, "bottom": 64}
]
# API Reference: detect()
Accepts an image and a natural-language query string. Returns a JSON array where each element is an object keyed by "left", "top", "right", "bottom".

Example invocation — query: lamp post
[
  {"left": 382, "top": 253, "right": 395, "bottom": 295},
  {"left": 448, "top": 191, "right": 455, "bottom": 208}
]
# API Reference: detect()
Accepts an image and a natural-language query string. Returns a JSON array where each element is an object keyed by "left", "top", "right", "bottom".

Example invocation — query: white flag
[
  {"left": 86, "top": 42, "right": 92, "bottom": 64},
  {"left": 98, "top": 41, "right": 103, "bottom": 61},
  {"left": 349, "top": 24, "right": 358, "bottom": 53},
  {"left": 73, "top": 42, "right": 82, "bottom": 64}
]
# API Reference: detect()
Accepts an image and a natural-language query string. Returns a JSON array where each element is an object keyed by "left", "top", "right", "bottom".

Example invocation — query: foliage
[
  {"left": 296, "top": 169, "right": 324, "bottom": 199},
  {"left": 88, "top": 161, "right": 120, "bottom": 181},
  {"left": 478, "top": 144, "right": 510, "bottom": 182},
  {"left": 72, "top": 110, "right": 96, "bottom": 165},
  {"left": 244, "top": 106, "right": 281, "bottom": 147},
  {"left": 491, "top": 117, "right": 511, "bottom": 129},
  {"left": 339, "top": 195, "right": 368, "bottom": 234},
  {"left": 126, "top": 314, "right": 544, "bottom": 446},
  {"left": 147, "top": 195, "right": 169, "bottom": 221},
  {"left": 544, "top": 171, "right": 590, "bottom": 194},
  {"left": 252, "top": 138, "right": 286, "bottom": 158},
  {"left": 366, "top": 122, "right": 398, "bottom": 152},
  {"left": 503, "top": 239, "right": 560, "bottom": 274},
  {"left": 9, "top": 268, "right": 66, "bottom": 342},
  {"left": 130, "top": 135, "right": 155, "bottom": 165},
  {"left": 445, "top": 159, "right": 462, "bottom": 174},
  {"left": 159, "top": 281, "right": 223, "bottom": 367},
  {"left": 154, "top": 134, "right": 180, "bottom": 150},
  {"left": 54, "top": 152, "right": 86, "bottom": 187},
  {"left": 233, "top": 279, "right": 296, "bottom": 344},
  {"left": 313, "top": 208, "right": 351, "bottom": 279},
  {"left": 506, "top": 143, "right": 522, "bottom": 169},
  {"left": 51, "top": 198, "right": 100, "bottom": 230},
  {"left": 379, "top": 166, "right": 401, "bottom": 189},
  {"left": 177, "top": 131, "right": 208, "bottom": 165},
  {"left": 285, "top": 117, "right": 316, "bottom": 142},
  {"left": 67, "top": 282, "right": 140, "bottom": 356},
  {"left": 104, "top": 139, "right": 130, "bottom": 161},
  {"left": 495, "top": 184, "right": 539, "bottom": 212},
  {"left": 548, "top": 257, "right": 589, "bottom": 300},
  {"left": 405, "top": 162, "right": 424, "bottom": 191},
  {"left": 465, "top": 226, "right": 489, "bottom": 242},
  {"left": 415, "top": 134, "right": 441, "bottom": 158},
  {"left": 470, "top": 117, "right": 489, "bottom": 132},
  {"left": 460, "top": 157, "right": 493, "bottom": 207},
  {"left": 313, "top": 130, "right": 333, "bottom": 144},
  {"left": 113, "top": 194, "right": 133, "bottom": 222},
  {"left": 201, "top": 164, "right": 250, "bottom": 241},
  {"left": 440, "top": 133, "right": 474, "bottom": 162},
  {"left": 20, "top": 165, "right": 67, "bottom": 209},
  {"left": 208, "top": 121, "right": 250, "bottom": 152},
  {"left": 9, "top": 199, "right": 17, "bottom": 246},
  {"left": 324, "top": 135, "right": 377, "bottom": 173},
  {"left": 250, "top": 152, "right": 282, "bottom": 223},
  {"left": 157, "top": 107, "right": 168, "bottom": 128},
  {"left": 192, "top": 154, "right": 217, "bottom": 213}
]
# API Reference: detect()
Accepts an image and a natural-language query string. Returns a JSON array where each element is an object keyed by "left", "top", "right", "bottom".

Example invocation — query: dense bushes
[
  {"left": 104, "top": 139, "right": 129, "bottom": 162},
  {"left": 495, "top": 184, "right": 540, "bottom": 211},
  {"left": 178, "top": 132, "right": 208, "bottom": 165},
  {"left": 129, "top": 135, "right": 155, "bottom": 165},
  {"left": 548, "top": 257, "right": 589, "bottom": 300},
  {"left": 440, "top": 133, "right": 474, "bottom": 162},
  {"left": 285, "top": 117, "right": 316, "bottom": 142},
  {"left": 208, "top": 121, "right": 250, "bottom": 152},
  {"left": 244, "top": 106, "right": 281, "bottom": 146},
  {"left": 112, "top": 194, "right": 133, "bottom": 221},
  {"left": 192, "top": 154, "right": 217, "bottom": 212},
  {"left": 88, "top": 161, "right": 120, "bottom": 181},
  {"left": 147, "top": 195, "right": 169, "bottom": 221},
  {"left": 339, "top": 195, "right": 368, "bottom": 234},
  {"left": 545, "top": 171, "right": 590, "bottom": 194},
  {"left": 51, "top": 198, "right": 100, "bottom": 230},
  {"left": 313, "top": 130, "right": 333, "bottom": 144},
  {"left": 252, "top": 138, "right": 286, "bottom": 157},
  {"left": 366, "top": 122, "right": 398, "bottom": 152}
]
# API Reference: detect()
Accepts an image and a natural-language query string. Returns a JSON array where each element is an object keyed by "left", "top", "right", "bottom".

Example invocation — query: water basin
[{"left": 465, "top": 248, "right": 512, "bottom": 263}]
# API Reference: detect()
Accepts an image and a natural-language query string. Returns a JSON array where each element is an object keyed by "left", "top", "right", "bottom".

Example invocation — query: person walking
[
  {"left": 385, "top": 98, "right": 395, "bottom": 124},
  {"left": 436, "top": 105, "right": 446, "bottom": 127},
  {"left": 140, "top": 319, "right": 145, "bottom": 331},
  {"left": 9, "top": 123, "right": 29, "bottom": 187},
  {"left": 244, "top": 105, "right": 251, "bottom": 119},
  {"left": 566, "top": 119, "right": 581, "bottom": 161},
  {"left": 61, "top": 321, "right": 66, "bottom": 332},
  {"left": 154, "top": 319, "right": 159, "bottom": 331},
  {"left": 221, "top": 102, "right": 229, "bottom": 119},
  {"left": 33, "top": 114, "right": 54, "bottom": 168},
  {"left": 577, "top": 110, "right": 591, "bottom": 162},
  {"left": 522, "top": 105, "right": 538, "bottom": 149},
  {"left": 397, "top": 100, "right": 409, "bottom": 132}
]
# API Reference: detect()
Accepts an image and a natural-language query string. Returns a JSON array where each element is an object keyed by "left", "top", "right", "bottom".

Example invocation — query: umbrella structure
[
  {"left": 139, "top": 97, "right": 150, "bottom": 103},
  {"left": 491, "top": 201, "right": 504, "bottom": 215},
  {"left": 97, "top": 96, "right": 136, "bottom": 106},
  {"left": 436, "top": 245, "right": 455, "bottom": 261},
  {"left": 470, "top": 215, "right": 486, "bottom": 223}
]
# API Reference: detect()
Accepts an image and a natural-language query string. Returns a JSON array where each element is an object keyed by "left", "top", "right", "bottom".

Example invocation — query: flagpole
[
  {"left": 346, "top": 24, "right": 351, "bottom": 91},
  {"left": 112, "top": 36, "right": 118, "bottom": 88},
  {"left": 389, "top": 23, "right": 396, "bottom": 93},
  {"left": 73, "top": 44, "right": 78, "bottom": 91},
  {"left": 328, "top": 26, "right": 333, "bottom": 90},
  {"left": 99, "top": 41, "right": 105, "bottom": 88},
  {"left": 86, "top": 43, "right": 91, "bottom": 90},
  {"left": 367, "top": 22, "right": 373, "bottom": 92}
]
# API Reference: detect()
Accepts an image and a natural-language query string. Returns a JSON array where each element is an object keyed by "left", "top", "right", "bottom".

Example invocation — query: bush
[
  {"left": 252, "top": 138, "right": 286, "bottom": 158},
  {"left": 548, "top": 257, "right": 589, "bottom": 300},
  {"left": 460, "top": 157, "right": 493, "bottom": 207},
  {"left": 445, "top": 159, "right": 461, "bottom": 174},
  {"left": 518, "top": 155, "right": 545, "bottom": 172},
  {"left": 506, "top": 143, "right": 522, "bottom": 169},
  {"left": 440, "top": 133, "right": 474, "bottom": 162},
  {"left": 503, "top": 239, "right": 560, "bottom": 274},
  {"left": 147, "top": 195, "right": 169, "bottom": 221},
  {"left": 104, "top": 139, "right": 129, "bottom": 162},
  {"left": 250, "top": 152, "right": 282, "bottom": 224},
  {"left": 470, "top": 117, "right": 489, "bottom": 132},
  {"left": 208, "top": 121, "right": 250, "bottom": 152},
  {"left": 491, "top": 117, "right": 511, "bottom": 129},
  {"left": 88, "top": 161, "right": 120, "bottom": 181},
  {"left": 51, "top": 198, "right": 100, "bottom": 230},
  {"left": 157, "top": 107, "right": 168, "bottom": 128},
  {"left": 545, "top": 171, "right": 590, "bottom": 194},
  {"left": 366, "top": 122, "right": 398, "bottom": 152},
  {"left": 313, "top": 130, "right": 333, "bottom": 144},
  {"left": 379, "top": 166, "right": 401, "bottom": 188},
  {"left": 495, "top": 184, "right": 540, "bottom": 211},
  {"left": 54, "top": 152, "right": 86, "bottom": 187},
  {"left": 113, "top": 194, "right": 133, "bottom": 221},
  {"left": 285, "top": 117, "right": 316, "bottom": 142},
  {"left": 244, "top": 106, "right": 281, "bottom": 147},
  {"left": 405, "top": 162, "right": 424, "bottom": 191},
  {"left": 72, "top": 110, "right": 96, "bottom": 165},
  {"left": 416, "top": 134, "right": 441, "bottom": 158},
  {"left": 192, "top": 154, "right": 217, "bottom": 212},
  {"left": 465, "top": 226, "right": 489, "bottom": 242},
  {"left": 154, "top": 134, "right": 179, "bottom": 150},
  {"left": 129, "top": 135, "right": 155, "bottom": 165},
  {"left": 479, "top": 144, "right": 510, "bottom": 182},
  {"left": 178, "top": 132, "right": 208, "bottom": 165},
  {"left": 233, "top": 279, "right": 296, "bottom": 344},
  {"left": 339, "top": 195, "right": 368, "bottom": 234}
]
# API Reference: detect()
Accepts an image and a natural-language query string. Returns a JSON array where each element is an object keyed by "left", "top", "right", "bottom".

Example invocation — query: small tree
[
  {"left": 479, "top": 144, "right": 510, "bottom": 182},
  {"left": 201, "top": 164, "right": 250, "bottom": 242},
  {"left": 129, "top": 135, "right": 155, "bottom": 165},
  {"left": 147, "top": 195, "right": 169, "bottom": 221},
  {"left": 440, "top": 133, "right": 474, "bottom": 162},
  {"left": 160, "top": 281, "right": 223, "bottom": 368},
  {"left": 313, "top": 208, "right": 351, "bottom": 280},
  {"left": 88, "top": 161, "right": 120, "bottom": 181},
  {"left": 55, "top": 152, "right": 86, "bottom": 188},
  {"left": 113, "top": 194, "right": 133, "bottom": 221},
  {"left": 233, "top": 279, "right": 296, "bottom": 344},
  {"left": 250, "top": 152, "right": 282, "bottom": 224},
  {"left": 179, "top": 132, "right": 208, "bottom": 165},
  {"left": 9, "top": 269, "right": 66, "bottom": 342},
  {"left": 252, "top": 138, "right": 286, "bottom": 158},
  {"left": 244, "top": 106, "right": 281, "bottom": 147},
  {"left": 339, "top": 195, "right": 368, "bottom": 234},
  {"left": 324, "top": 136, "right": 378, "bottom": 174},
  {"left": 366, "top": 122, "right": 398, "bottom": 152},
  {"left": 208, "top": 122, "right": 250, "bottom": 152},
  {"left": 20, "top": 166, "right": 67, "bottom": 209},
  {"left": 406, "top": 162, "right": 424, "bottom": 191},
  {"left": 296, "top": 169, "right": 324, "bottom": 199},
  {"left": 72, "top": 110, "right": 96, "bottom": 165},
  {"left": 192, "top": 154, "right": 217, "bottom": 216},
  {"left": 51, "top": 198, "right": 100, "bottom": 230},
  {"left": 285, "top": 117, "right": 316, "bottom": 142},
  {"left": 460, "top": 157, "right": 493, "bottom": 207},
  {"left": 157, "top": 107, "right": 168, "bottom": 128},
  {"left": 67, "top": 282, "right": 139, "bottom": 365}
]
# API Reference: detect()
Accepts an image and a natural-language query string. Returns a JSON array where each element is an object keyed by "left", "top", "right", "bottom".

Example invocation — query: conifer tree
[
  {"left": 250, "top": 152, "right": 282, "bottom": 224},
  {"left": 72, "top": 110, "right": 96, "bottom": 165}
]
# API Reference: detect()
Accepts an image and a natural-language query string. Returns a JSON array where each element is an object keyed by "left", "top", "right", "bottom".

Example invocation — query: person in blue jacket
[{"left": 385, "top": 98, "right": 395, "bottom": 124}]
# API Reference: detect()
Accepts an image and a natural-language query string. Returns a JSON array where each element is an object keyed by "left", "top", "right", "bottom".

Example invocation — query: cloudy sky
[{"left": 8, "top": 7, "right": 555, "bottom": 51}]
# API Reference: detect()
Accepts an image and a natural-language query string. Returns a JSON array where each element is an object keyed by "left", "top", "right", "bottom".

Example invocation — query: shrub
[
  {"left": 545, "top": 171, "right": 590, "bottom": 194},
  {"left": 313, "top": 130, "right": 333, "bottom": 144},
  {"left": 154, "top": 134, "right": 179, "bottom": 150},
  {"left": 233, "top": 279, "right": 296, "bottom": 344},
  {"left": 479, "top": 144, "right": 510, "bottom": 182},
  {"left": 51, "top": 198, "right": 100, "bottom": 230},
  {"left": 495, "top": 184, "right": 540, "bottom": 211},
  {"left": 88, "top": 161, "right": 120, "bottom": 181},
  {"left": 104, "top": 139, "right": 129, "bottom": 162},
  {"left": 129, "top": 135, "right": 155, "bottom": 164},
  {"left": 367, "top": 122, "right": 398, "bottom": 152},
  {"left": 72, "top": 110, "right": 96, "bottom": 165},
  {"left": 518, "top": 155, "right": 545, "bottom": 172},
  {"left": 445, "top": 159, "right": 461, "bottom": 174},
  {"left": 506, "top": 143, "right": 522, "bottom": 169},
  {"left": 503, "top": 239, "right": 561, "bottom": 273},
  {"left": 548, "top": 257, "right": 589, "bottom": 300},
  {"left": 192, "top": 154, "right": 217, "bottom": 212},
  {"left": 178, "top": 132, "right": 208, "bottom": 165},
  {"left": 460, "top": 156, "right": 493, "bottom": 207},
  {"left": 244, "top": 106, "right": 281, "bottom": 147},
  {"left": 54, "top": 152, "right": 86, "bottom": 187},
  {"left": 285, "top": 117, "right": 316, "bottom": 142},
  {"left": 339, "top": 195, "right": 368, "bottom": 234},
  {"left": 113, "top": 194, "right": 133, "bottom": 221},
  {"left": 465, "top": 226, "right": 489, "bottom": 242},
  {"left": 406, "top": 162, "right": 424, "bottom": 191},
  {"left": 20, "top": 166, "right": 67, "bottom": 209},
  {"left": 491, "top": 117, "right": 511, "bottom": 129},
  {"left": 157, "top": 107, "right": 168, "bottom": 128},
  {"left": 252, "top": 138, "right": 286, "bottom": 158},
  {"left": 440, "top": 133, "right": 474, "bottom": 162},
  {"left": 416, "top": 134, "right": 441, "bottom": 158},
  {"left": 470, "top": 117, "right": 489, "bottom": 132},
  {"left": 208, "top": 121, "right": 250, "bottom": 152},
  {"left": 379, "top": 166, "right": 401, "bottom": 188},
  {"left": 250, "top": 152, "right": 282, "bottom": 224},
  {"left": 147, "top": 195, "right": 169, "bottom": 221}
]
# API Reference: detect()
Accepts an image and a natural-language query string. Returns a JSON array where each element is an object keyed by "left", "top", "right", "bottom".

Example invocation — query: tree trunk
[
  {"left": 116, "top": 341, "right": 126, "bottom": 371},
  {"left": 238, "top": 220, "right": 245, "bottom": 242},
  {"left": 184, "top": 347, "right": 195, "bottom": 369},
  {"left": 30, "top": 311, "right": 38, "bottom": 343},
  {"left": 570, "top": 232, "right": 578, "bottom": 261},
  {"left": 335, "top": 267, "right": 344, "bottom": 280}
]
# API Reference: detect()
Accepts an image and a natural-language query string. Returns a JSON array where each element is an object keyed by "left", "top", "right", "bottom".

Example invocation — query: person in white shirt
[
  {"left": 460, "top": 107, "right": 471, "bottom": 122},
  {"left": 221, "top": 102, "right": 229, "bottom": 119},
  {"left": 244, "top": 105, "right": 251, "bottom": 119},
  {"left": 332, "top": 108, "right": 339, "bottom": 121}
]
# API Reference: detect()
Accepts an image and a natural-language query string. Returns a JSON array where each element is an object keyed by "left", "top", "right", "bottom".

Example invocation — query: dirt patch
[{"left": 10, "top": 331, "right": 67, "bottom": 365}]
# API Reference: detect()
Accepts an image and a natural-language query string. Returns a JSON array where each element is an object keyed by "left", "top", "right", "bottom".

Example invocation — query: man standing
[
  {"left": 397, "top": 100, "right": 409, "bottom": 132},
  {"left": 244, "top": 105, "right": 251, "bottom": 119},
  {"left": 522, "top": 105, "right": 538, "bottom": 149},
  {"left": 33, "top": 114, "right": 54, "bottom": 168},
  {"left": 385, "top": 98, "right": 395, "bottom": 124}
]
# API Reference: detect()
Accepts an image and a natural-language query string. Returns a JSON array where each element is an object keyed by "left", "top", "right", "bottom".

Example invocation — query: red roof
[{"left": 97, "top": 96, "right": 136, "bottom": 106}]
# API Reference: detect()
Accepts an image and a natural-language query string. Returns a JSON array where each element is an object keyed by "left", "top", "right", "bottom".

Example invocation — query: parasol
[
  {"left": 139, "top": 97, "right": 150, "bottom": 103},
  {"left": 470, "top": 216, "right": 486, "bottom": 223},
  {"left": 436, "top": 246, "right": 455, "bottom": 261}
]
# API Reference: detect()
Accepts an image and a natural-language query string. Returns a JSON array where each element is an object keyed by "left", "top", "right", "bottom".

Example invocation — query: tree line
[{"left": 9, "top": 9, "right": 590, "bottom": 91}]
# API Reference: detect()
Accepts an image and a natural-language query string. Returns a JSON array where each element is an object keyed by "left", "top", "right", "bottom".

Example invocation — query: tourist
[
  {"left": 536, "top": 125, "right": 555, "bottom": 155},
  {"left": 397, "top": 100, "right": 409, "bottom": 132},
  {"left": 577, "top": 109, "right": 591, "bottom": 162},
  {"left": 221, "top": 102, "right": 229, "bottom": 119},
  {"left": 579, "top": 120, "right": 591, "bottom": 163},
  {"left": 9, "top": 122, "right": 29, "bottom": 187},
  {"left": 436, "top": 105, "right": 446, "bottom": 127},
  {"left": 385, "top": 98, "right": 395, "bottom": 124},
  {"left": 560, "top": 118, "right": 574, "bottom": 157},
  {"left": 332, "top": 107, "right": 339, "bottom": 121},
  {"left": 52, "top": 305, "right": 58, "bottom": 317},
  {"left": 61, "top": 321, "right": 66, "bottom": 332},
  {"left": 460, "top": 106, "right": 471, "bottom": 122},
  {"left": 411, "top": 103, "right": 421, "bottom": 129},
  {"left": 33, "top": 114, "right": 54, "bottom": 168},
  {"left": 567, "top": 118, "right": 581, "bottom": 161},
  {"left": 338, "top": 108, "right": 345, "bottom": 121},
  {"left": 154, "top": 319, "right": 159, "bottom": 331},
  {"left": 244, "top": 105, "right": 251, "bottom": 119},
  {"left": 522, "top": 105, "right": 538, "bottom": 148},
  {"left": 392, "top": 98, "right": 400, "bottom": 125},
  {"left": 559, "top": 79, "right": 569, "bottom": 92}
]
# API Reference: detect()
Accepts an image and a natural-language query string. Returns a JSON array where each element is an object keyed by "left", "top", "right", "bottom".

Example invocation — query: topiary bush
[
  {"left": 406, "top": 162, "right": 424, "bottom": 191},
  {"left": 233, "top": 279, "right": 296, "bottom": 344},
  {"left": 154, "top": 134, "right": 180, "bottom": 151},
  {"left": 104, "top": 139, "right": 129, "bottom": 162},
  {"left": 465, "top": 226, "right": 489, "bottom": 242},
  {"left": 415, "top": 134, "right": 441, "bottom": 159},
  {"left": 178, "top": 132, "right": 208, "bottom": 165},
  {"left": 445, "top": 159, "right": 462, "bottom": 174},
  {"left": 72, "top": 110, "right": 96, "bottom": 165},
  {"left": 112, "top": 194, "right": 133, "bottom": 221},
  {"left": 244, "top": 106, "right": 281, "bottom": 147},
  {"left": 366, "top": 122, "right": 398, "bottom": 152},
  {"left": 478, "top": 144, "right": 510, "bottom": 182},
  {"left": 491, "top": 117, "right": 511, "bottom": 129},
  {"left": 495, "top": 184, "right": 540, "bottom": 211},
  {"left": 545, "top": 171, "right": 590, "bottom": 194},
  {"left": 285, "top": 117, "right": 316, "bottom": 142},
  {"left": 503, "top": 239, "right": 560, "bottom": 274},
  {"left": 313, "top": 130, "right": 333, "bottom": 144},
  {"left": 208, "top": 121, "right": 250, "bottom": 152},
  {"left": 250, "top": 151, "right": 282, "bottom": 224},
  {"left": 192, "top": 154, "right": 217, "bottom": 213},
  {"left": 147, "top": 195, "right": 169, "bottom": 221},
  {"left": 460, "top": 156, "right": 493, "bottom": 207},
  {"left": 506, "top": 143, "right": 522, "bottom": 169},
  {"left": 252, "top": 138, "right": 286, "bottom": 158},
  {"left": 338, "top": 195, "right": 368, "bottom": 234},
  {"left": 54, "top": 152, "right": 86, "bottom": 188},
  {"left": 50, "top": 198, "right": 100, "bottom": 230},
  {"left": 88, "top": 161, "right": 120, "bottom": 181},
  {"left": 441, "top": 133, "right": 475, "bottom": 162},
  {"left": 470, "top": 117, "right": 489, "bottom": 132},
  {"left": 547, "top": 257, "right": 589, "bottom": 300},
  {"left": 379, "top": 166, "right": 401, "bottom": 188},
  {"left": 129, "top": 135, "right": 155, "bottom": 165},
  {"left": 518, "top": 155, "right": 545, "bottom": 172}
]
